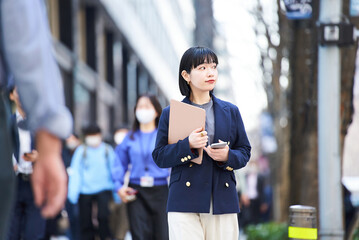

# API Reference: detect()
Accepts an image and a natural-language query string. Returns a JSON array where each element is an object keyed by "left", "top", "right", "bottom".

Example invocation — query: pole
[{"left": 318, "top": 0, "right": 344, "bottom": 239}]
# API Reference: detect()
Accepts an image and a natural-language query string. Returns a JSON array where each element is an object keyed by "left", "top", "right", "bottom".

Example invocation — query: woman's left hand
[{"left": 204, "top": 140, "right": 229, "bottom": 162}]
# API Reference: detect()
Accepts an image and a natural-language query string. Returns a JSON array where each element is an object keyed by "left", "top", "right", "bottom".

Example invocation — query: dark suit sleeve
[
  {"left": 152, "top": 107, "right": 199, "bottom": 168},
  {"left": 216, "top": 107, "right": 251, "bottom": 171},
  {"left": 10, "top": 115, "right": 19, "bottom": 162}
]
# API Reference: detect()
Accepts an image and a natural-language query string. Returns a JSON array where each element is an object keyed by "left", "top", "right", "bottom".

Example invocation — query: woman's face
[
  {"left": 183, "top": 62, "right": 218, "bottom": 93},
  {"left": 135, "top": 97, "right": 158, "bottom": 124}
]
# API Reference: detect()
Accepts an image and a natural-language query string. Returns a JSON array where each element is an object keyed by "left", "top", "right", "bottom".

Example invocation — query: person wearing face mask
[
  {"left": 112, "top": 94, "right": 170, "bottom": 240},
  {"left": 67, "top": 124, "right": 116, "bottom": 240}
]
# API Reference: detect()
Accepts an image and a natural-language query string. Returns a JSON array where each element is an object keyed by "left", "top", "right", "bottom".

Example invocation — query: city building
[{"left": 46, "top": 0, "right": 195, "bottom": 139}]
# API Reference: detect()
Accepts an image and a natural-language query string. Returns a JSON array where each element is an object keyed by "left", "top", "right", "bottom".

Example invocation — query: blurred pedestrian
[
  {"left": 113, "top": 126, "right": 130, "bottom": 146},
  {"left": 0, "top": 0, "right": 72, "bottom": 238},
  {"left": 239, "top": 160, "right": 266, "bottom": 227},
  {"left": 109, "top": 126, "right": 130, "bottom": 240},
  {"left": 113, "top": 94, "right": 170, "bottom": 240},
  {"left": 63, "top": 134, "right": 82, "bottom": 240},
  {"left": 152, "top": 46, "right": 251, "bottom": 240},
  {"left": 7, "top": 86, "right": 46, "bottom": 239},
  {"left": 67, "top": 124, "right": 115, "bottom": 240}
]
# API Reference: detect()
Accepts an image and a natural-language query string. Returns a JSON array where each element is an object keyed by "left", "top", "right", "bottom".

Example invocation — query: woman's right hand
[
  {"left": 118, "top": 186, "right": 137, "bottom": 203},
  {"left": 188, "top": 127, "right": 208, "bottom": 149}
]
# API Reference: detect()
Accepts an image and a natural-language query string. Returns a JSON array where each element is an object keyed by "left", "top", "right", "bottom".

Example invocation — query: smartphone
[
  {"left": 126, "top": 189, "right": 138, "bottom": 202},
  {"left": 127, "top": 189, "right": 138, "bottom": 195},
  {"left": 210, "top": 142, "right": 227, "bottom": 149}
]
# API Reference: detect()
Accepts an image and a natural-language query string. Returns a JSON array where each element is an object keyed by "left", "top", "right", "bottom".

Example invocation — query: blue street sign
[{"left": 283, "top": 0, "right": 312, "bottom": 19}]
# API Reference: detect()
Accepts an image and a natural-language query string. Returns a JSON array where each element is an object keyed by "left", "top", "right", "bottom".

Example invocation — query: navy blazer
[{"left": 152, "top": 95, "right": 251, "bottom": 214}]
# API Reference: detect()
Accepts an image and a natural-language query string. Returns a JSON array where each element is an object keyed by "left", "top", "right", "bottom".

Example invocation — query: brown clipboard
[{"left": 168, "top": 99, "right": 206, "bottom": 164}]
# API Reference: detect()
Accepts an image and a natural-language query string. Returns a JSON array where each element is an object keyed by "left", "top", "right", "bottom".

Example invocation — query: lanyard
[{"left": 138, "top": 130, "right": 156, "bottom": 172}]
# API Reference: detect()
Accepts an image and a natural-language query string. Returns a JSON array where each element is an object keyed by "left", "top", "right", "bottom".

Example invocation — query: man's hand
[
  {"left": 32, "top": 130, "right": 67, "bottom": 218},
  {"left": 23, "top": 149, "right": 38, "bottom": 162}
]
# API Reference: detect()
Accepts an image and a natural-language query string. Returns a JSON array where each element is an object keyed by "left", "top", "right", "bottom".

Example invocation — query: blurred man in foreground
[{"left": 0, "top": 0, "right": 73, "bottom": 238}]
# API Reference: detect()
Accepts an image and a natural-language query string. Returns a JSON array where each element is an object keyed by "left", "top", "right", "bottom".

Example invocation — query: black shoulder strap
[
  {"left": 81, "top": 143, "right": 110, "bottom": 169},
  {"left": 104, "top": 143, "right": 111, "bottom": 173},
  {"left": 82, "top": 145, "right": 87, "bottom": 159}
]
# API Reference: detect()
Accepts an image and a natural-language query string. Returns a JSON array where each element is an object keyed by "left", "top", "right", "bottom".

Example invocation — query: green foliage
[
  {"left": 353, "top": 228, "right": 359, "bottom": 240},
  {"left": 244, "top": 222, "right": 288, "bottom": 240}
]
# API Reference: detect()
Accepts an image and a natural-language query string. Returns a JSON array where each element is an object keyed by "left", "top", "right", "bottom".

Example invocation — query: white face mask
[
  {"left": 114, "top": 132, "right": 127, "bottom": 145},
  {"left": 85, "top": 135, "right": 102, "bottom": 147},
  {"left": 136, "top": 109, "right": 156, "bottom": 124},
  {"left": 66, "top": 141, "right": 79, "bottom": 150}
]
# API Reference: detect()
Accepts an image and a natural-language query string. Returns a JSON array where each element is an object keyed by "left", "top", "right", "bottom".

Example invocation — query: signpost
[{"left": 283, "top": 0, "right": 312, "bottom": 19}]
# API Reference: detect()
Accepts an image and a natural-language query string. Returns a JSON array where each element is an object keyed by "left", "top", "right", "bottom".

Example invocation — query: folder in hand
[{"left": 168, "top": 99, "right": 206, "bottom": 164}]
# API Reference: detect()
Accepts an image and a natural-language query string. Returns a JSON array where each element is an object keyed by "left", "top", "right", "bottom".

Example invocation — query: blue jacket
[
  {"left": 152, "top": 95, "right": 251, "bottom": 214},
  {"left": 112, "top": 129, "right": 170, "bottom": 191},
  {"left": 67, "top": 143, "right": 115, "bottom": 204}
]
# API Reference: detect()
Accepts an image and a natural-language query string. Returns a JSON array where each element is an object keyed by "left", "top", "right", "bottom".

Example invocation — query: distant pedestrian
[
  {"left": 238, "top": 160, "right": 266, "bottom": 227},
  {"left": 113, "top": 94, "right": 170, "bottom": 240},
  {"left": 7, "top": 86, "right": 46, "bottom": 240},
  {"left": 67, "top": 124, "right": 115, "bottom": 240},
  {"left": 152, "top": 46, "right": 251, "bottom": 240}
]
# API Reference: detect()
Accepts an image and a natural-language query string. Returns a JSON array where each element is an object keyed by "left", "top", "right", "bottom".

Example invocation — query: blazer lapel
[{"left": 213, "top": 96, "right": 230, "bottom": 144}]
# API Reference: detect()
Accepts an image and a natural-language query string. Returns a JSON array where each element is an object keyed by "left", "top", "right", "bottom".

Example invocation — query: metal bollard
[{"left": 288, "top": 205, "right": 317, "bottom": 240}]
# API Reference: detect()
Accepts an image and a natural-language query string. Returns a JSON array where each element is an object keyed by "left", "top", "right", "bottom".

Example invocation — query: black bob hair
[
  {"left": 178, "top": 46, "right": 218, "bottom": 97},
  {"left": 82, "top": 123, "right": 101, "bottom": 136}
]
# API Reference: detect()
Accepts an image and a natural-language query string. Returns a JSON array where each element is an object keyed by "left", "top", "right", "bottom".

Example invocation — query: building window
[
  {"left": 122, "top": 47, "right": 129, "bottom": 123},
  {"left": 78, "top": 6, "right": 87, "bottom": 62},
  {"left": 85, "top": 7, "right": 97, "bottom": 71},
  {"left": 106, "top": 31, "right": 114, "bottom": 86},
  {"left": 46, "top": 0, "right": 60, "bottom": 40},
  {"left": 59, "top": 0, "right": 73, "bottom": 50}
]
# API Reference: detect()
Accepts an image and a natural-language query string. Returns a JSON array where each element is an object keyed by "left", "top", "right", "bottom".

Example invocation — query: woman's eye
[
  {"left": 212, "top": 65, "right": 217, "bottom": 69},
  {"left": 199, "top": 66, "right": 205, "bottom": 70}
]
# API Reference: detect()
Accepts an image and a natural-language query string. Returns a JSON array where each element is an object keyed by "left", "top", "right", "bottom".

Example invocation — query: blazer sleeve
[
  {"left": 152, "top": 107, "right": 199, "bottom": 168},
  {"left": 216, "top": 107, "right": 251, "bottom": 171}
]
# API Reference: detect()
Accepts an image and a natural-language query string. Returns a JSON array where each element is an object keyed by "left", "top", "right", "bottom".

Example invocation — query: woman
[
  {"left": 152, "top": 47, "right": 251, "bottom": 240},
  {"left": 113, "top": 94, "right": 169, "bottom": 240}
]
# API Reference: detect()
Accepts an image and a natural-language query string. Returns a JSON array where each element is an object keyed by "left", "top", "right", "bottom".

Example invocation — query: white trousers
[{"left": 168, "top": 211, "right": 239, "bottom": 240}]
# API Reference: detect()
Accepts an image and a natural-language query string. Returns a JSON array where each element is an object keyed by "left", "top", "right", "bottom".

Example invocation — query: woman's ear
[{"left": 181, "top": 70, "right": 190, "bottom": 84}]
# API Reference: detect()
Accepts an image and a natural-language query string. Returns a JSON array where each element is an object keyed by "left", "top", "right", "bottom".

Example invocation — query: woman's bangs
[{"left": 191, "top": 49, "right": 218, "bottom": 69}]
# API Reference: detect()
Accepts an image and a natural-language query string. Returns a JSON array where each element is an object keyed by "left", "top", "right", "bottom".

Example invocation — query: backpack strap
[{"left": 81, "top": 143, "right": 111, "bottom": 171}]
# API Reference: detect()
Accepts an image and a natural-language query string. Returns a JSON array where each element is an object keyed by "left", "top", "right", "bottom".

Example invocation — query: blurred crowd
[
  {"left": 6, "top": 92, "right": 170, "bottom": 240},
  {"left": 235, "top": 156, "right": 272, "bottom": 230},
  {"left": 5, "top": 87, "right": 275, "bottom": 239}
]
